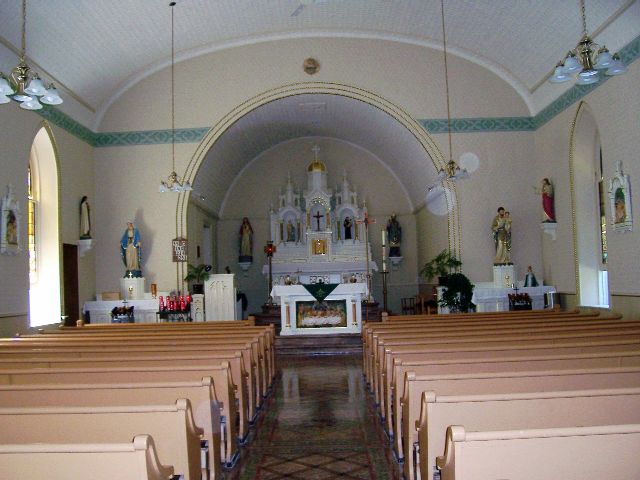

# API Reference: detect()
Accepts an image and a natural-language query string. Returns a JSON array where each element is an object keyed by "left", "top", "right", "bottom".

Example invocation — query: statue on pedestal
[
  {"left": 79, "top": 196, "right": 91, "bottom": 239},
  {"left": 343, "top": 216, "right": 353, "bottom": 239},
  {"left": 120, "top": 221, "right": 142, "bottom": 277},
  {"left": 540, "top": 178, "right": 556, "bottom": 223},
  {"left": 491, "top": 207, "right": 512, "bottom": 265}
]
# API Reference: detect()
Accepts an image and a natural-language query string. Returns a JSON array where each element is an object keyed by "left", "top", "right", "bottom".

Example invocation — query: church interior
[{"left": 0, "top": 1, "right": 639, "bottom": 478}]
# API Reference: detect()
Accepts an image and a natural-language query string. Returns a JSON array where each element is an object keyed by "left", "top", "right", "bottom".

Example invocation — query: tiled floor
[{"left": 228, "top": 354, "right": 402, "bottom": 479}]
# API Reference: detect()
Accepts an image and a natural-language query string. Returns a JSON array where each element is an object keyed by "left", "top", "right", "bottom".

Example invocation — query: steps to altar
[{"left": 276, "top": 334, "right": 362, "bottom": 355}]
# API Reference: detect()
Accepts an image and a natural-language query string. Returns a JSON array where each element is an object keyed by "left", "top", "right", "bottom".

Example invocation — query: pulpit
[
  {"left": 271, "top": 283, "right": 367, "bottom": 335},
  {"left": 204, "top": 274, "right": 237, "bottom": 320}
]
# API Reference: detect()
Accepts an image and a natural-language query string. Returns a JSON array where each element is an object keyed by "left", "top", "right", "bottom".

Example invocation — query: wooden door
[{"left": 62, "top": 243, "right": 79, "bottom": 326}]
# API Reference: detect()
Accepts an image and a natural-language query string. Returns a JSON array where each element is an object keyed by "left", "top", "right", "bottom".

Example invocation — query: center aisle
[{"left": 229, "top": 354, "right": 401, "bottom": 479}]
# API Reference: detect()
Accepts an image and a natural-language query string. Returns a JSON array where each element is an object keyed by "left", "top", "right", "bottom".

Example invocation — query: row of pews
[
  {"left": 0, "top": 319, "right": 276, "bottom": 480},
  {"left": 363, "top": 308, "right": 640, "bottom": 480}
]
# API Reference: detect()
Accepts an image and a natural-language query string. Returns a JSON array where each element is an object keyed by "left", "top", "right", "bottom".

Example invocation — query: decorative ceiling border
[{"left": 34, "top": 33, "right": 639, "bottom": 148}]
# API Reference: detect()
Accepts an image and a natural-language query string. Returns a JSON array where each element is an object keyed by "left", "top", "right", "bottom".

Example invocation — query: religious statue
[
  {"left": 239, "top": 217, "right": 253, "bottom": 261},
  {"left": 491, "top": 207, "right": 512, "bottom": 265},
  {"left": 79, "top": 196, "right": 91, "bottom": 239},
  {"left": 524, "top": 265, "right": 539, "bottom": 287},
  {"left": 343, "top": 216, "right": 353, "bottom": 240},
  {"left": 540, "top": 178, "right": 556, "bottom": 223},
  {"left": 120, "top": 221, "right": 142, "bottom": 276},
  {"left": 286, "top": 219, "right": 296, "bottom": 242},
  {"left": 386, "top": 214, "right": 402, "bottom": 257}
]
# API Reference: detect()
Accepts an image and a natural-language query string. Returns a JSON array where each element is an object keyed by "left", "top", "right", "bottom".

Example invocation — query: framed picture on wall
[
  {"left": 1, "top": 184, "right": 21, "bottom": 255},
  {"left": 608, "top": 161, "right": 632, "bottom": 233}
]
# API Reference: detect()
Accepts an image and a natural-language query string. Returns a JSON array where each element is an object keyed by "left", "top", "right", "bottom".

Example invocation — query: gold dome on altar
[{"left": 307, "top": 160, "right": 327, "bottom": 172}]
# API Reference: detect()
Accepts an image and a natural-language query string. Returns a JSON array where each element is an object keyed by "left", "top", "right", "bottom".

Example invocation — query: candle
[{"left": 381, "top": 229, "right": 387, "bottom": 246}]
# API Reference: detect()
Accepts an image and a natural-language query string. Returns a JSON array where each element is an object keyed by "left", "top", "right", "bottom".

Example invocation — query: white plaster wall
[
  {"left": 0, "top": 104, "right": 95, "bottom": 336},
  {"left": 535, "top": 61, "right": 640, "bottom": 303},
  {"left": 215, "top": 137, "right": 418, "bottom": 314},
  {"left": 100, "top": 37, "right": 529, "bottom": 132}
]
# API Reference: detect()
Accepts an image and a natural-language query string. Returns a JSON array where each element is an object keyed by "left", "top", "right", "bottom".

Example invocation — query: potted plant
[
  {"left": 420, "top": 249, "right": 462, "bottom": 284},
  {"left": 184, "top": 264, "right": 212, "bottom": 295},
  {"left": 440, "top": 272, "right": 475, "bottom": 313}
]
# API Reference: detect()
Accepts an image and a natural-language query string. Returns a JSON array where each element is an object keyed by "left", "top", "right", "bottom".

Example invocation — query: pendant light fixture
[
  {"left": 159, "top": 1, "right": 192, "bottom": 193},
  {"left": 549, "top": 0, "right": 627, "bottom": 86},
  {"left": 436, "top": 0, "right": 469, "bottom": 183},
  {"left": 0, "top": 0, "right": 63, "bottom": 109}
]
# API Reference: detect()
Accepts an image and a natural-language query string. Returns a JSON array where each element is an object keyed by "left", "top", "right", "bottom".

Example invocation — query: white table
[
  {"left": 271, "top": 283, "right": 368, "bottom": 335},
  {"left": 83, "top": 299, "right": 160, "bottom": 324}
]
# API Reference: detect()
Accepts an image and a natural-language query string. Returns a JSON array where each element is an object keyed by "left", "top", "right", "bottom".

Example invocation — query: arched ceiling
[
  {"left": 0, "top": 0, "right": 637, "bottom": 120},
  {"left": 191, "top": 93, "right": 431, "bottom": 216}
]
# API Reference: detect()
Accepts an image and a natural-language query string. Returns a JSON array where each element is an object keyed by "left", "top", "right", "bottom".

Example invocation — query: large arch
[{"left": 174, "top": 82, "right": 459, "bottom": 289}]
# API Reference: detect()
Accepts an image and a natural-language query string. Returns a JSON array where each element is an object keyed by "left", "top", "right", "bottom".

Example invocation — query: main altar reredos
[{"left": 265, "top": 148, "right": 376, "bottom": 335}]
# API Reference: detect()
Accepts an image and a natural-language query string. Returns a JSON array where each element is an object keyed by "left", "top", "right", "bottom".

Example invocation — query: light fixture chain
[
  {"left": 580, "top": 0, "right": 587, "bottom": 36},
  {"left": 440, "top": 0, "right": 453, "bottom": 163},
  {"left": 21, "top": 0, "right": 26, "bottom": 59},
  {"left": 171, "top": 1, "right": 176, "bottom": 172}
]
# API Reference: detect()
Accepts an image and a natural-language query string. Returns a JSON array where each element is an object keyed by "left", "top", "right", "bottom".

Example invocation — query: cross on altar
[
  {"left": 313, "top": 211, "right": 323, "bottom": 231},
  {"left": 356, "top": 212, "right": 376, "bottom": 302},
  {"left": 311, "top": 144, "right": 320, "bottom": 159}
]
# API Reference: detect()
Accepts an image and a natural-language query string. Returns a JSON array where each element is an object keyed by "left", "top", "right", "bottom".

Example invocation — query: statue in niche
[
  {"left": 492, "top": 207, "right": 512, "bottom": 265},
  {"left": 120, "top": 221, "right": 142, "bottom": 276},
  {"left": 386, "top": 214, "right": 402, "bottom": 257},
  {"left": 343, "top": 216, "right": 353, "bottom": 240},
  {"left": 239, "top": 217, "right": 253, "bottom": 261},
  {"left": 79, "top": 196, "right": 91, "bottom": 239},
  {"left": 286, "top": 219, "right": 296, "bottom": 242}
]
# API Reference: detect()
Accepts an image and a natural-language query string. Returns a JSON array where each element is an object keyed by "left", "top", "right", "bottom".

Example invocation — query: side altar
[{"left": 271, "top": 283, "right": 368, "bottom": 335}]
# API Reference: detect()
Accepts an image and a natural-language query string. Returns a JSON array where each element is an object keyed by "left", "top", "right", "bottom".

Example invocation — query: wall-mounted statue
[
  {"left": 120, "top": 221, "right": 142, "bottom": 277},
  {"left": 239, "top": 217, "right": 254, "bottom": 261},
  {"left": 540, "top": 178, "right": 556, "bottom": 223},
  {"left": 386, "top": 214, "right": 402, "bottom": 257},
  {"left": 79, "top": 196, "right": 91, "bottom": 239},
  {"left": 492, "top": 207, "right": 512, "bottom": 265}
]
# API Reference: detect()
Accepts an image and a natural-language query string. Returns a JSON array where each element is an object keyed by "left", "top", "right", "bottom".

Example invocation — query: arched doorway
[{"left": 569, "top": 102, "right": 609, "bottom": 307}]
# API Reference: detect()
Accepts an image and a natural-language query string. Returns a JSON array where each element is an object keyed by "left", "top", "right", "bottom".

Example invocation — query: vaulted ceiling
[{"left": 1, "top": 0, "right": 637, "bottom": 120}]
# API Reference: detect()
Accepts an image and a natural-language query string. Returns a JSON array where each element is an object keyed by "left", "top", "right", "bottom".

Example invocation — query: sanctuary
[{"left": 265, "top": 148, "right": 377, "bottom": 335}]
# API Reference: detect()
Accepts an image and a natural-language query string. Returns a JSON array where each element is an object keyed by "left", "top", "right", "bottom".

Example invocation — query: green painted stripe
[{"left": 34, "top": 33, "right": 640, "bottom": 147}]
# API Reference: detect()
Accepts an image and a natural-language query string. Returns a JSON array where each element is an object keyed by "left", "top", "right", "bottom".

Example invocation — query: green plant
[
  {"left": 420, "top": 249, "right": 462, "bottom": 282},
  {"left": 440, "top": 272, "right": 475, "bottom": 313},
  {"left": 184, "top": 264, "right": 212, "bottom": 284}
]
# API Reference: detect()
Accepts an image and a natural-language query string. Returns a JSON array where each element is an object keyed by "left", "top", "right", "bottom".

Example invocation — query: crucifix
[
  {"left": 313, "top": 210, "right": 323, "bottom": 231},
  {"left": 356, "top": 211, "right": 376, "bottom": 303},
  {"left": 311, "top": 144, "right": 321, "bottom": 160}
]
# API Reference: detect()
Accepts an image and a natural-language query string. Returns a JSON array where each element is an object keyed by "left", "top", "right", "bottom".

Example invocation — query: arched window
[{"left": 28, "top": 126, "right": 61, "bottom": 327}]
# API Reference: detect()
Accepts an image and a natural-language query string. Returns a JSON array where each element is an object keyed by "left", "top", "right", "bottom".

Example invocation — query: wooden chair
[{"left": 401, "top": 297, "right": 416, "bottom": 315}]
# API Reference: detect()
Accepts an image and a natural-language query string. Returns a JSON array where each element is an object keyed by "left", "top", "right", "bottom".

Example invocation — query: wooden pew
[
  {"left": 383, "top": 340, "right": 640, "bottom": 430},
  {"left": 401, "top": 366, "right": 640, "bottom": 480},
  {"left": 0, "top": 376, "right": 224, "bottom": 474},
  {"left": 0, "top": 399, "right": 201, "bottom": 480},
  {"left": 373, "top": 328, "right": 640, "bottom": 412},
  {"left": 2, "top": 331, "right": 274, "bottom": 402},
  {"left": 436, "top": 424, "right": 640, "bottom": 480},
  {"left": 374, "top": 328, "right": 640, "bottom": 410},
  {"left": 0, "top": 350, "right": 253, "bottom": 442},
  {"left": 389, "top": 348, "right": 640, "bottom": 444},
  {"left": 380, "top": 307, "right": 599, "bottom": 323},
  {"left": 0, "top": 362, "right": 238, "bottom": 467},
  {"left": 416, "top": 387, "right": 640, "bottom": 480},
  {"left": 0, "top": 434, "right": 174, "bottom": 480}
]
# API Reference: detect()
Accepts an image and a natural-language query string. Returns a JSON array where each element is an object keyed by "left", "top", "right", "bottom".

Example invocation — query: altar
[
  {"left": 271, "top": 283, "right": 368, "bottom": 335},
  {"left": 471, "top": 284, "right": 556, "bottom": 312}
]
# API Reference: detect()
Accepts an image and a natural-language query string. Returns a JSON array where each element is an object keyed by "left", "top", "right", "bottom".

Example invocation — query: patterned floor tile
[{"left": 227, "top": 354, "right": 402, "bottom": 480}]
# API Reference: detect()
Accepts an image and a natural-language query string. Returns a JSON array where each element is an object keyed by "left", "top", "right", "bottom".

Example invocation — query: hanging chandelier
[
  {"left": 436, "top": 0, "right": 468, "bottom": 183},
  {"left": 159, "top": 1, "right": 192, "bottom": 193},
  {"left": 0, "top": 0, "right": 63, "bottom": 109},
  {"left": 549, "top": 0, "right": 627, "bottom": 86}
]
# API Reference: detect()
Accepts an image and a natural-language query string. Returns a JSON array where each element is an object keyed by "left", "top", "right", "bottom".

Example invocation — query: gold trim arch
[{"left": 174, "top": 82, "right": 455, "bottom": 287}]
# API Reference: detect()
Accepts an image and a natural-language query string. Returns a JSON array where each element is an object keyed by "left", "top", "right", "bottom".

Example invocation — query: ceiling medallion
[{"left": 303, "top": 58, "right": 320, "bottom": 75}]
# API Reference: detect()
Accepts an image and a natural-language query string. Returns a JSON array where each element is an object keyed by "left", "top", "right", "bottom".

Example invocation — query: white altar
[
  {"left": 271, "top": 283, "right": 368, "bottom": 335},
  {"left": 262, "top": 148, "right": 377, "bottom": 291}
]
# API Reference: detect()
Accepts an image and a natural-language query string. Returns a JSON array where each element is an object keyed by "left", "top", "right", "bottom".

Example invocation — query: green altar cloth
[{"left": 302, "top": 283, "right": 340, "bottom": 302}]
